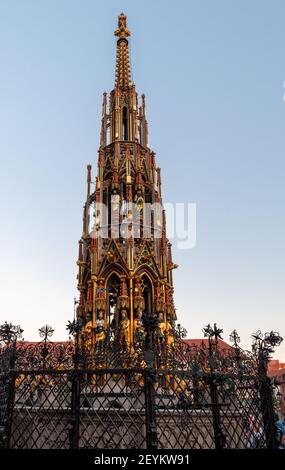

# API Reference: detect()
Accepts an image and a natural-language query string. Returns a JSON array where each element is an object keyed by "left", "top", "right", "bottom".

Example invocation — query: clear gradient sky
[{"left": 0, "top": 1, "right": 284, "bottom": 359}]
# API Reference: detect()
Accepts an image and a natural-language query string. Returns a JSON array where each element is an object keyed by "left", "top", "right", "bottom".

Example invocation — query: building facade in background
[{"left": 268, "top": 360, "right": 285, "bottom": 416}]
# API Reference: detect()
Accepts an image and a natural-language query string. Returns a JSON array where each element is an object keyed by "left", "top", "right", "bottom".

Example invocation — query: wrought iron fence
[{"left": 0, "top": 323, "right": 282, "bottom": 449}]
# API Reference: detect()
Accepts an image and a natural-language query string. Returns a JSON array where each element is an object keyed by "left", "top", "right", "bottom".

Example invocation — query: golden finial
[{"left": 114, "top": 12, "right": 131, "bottom": 39}]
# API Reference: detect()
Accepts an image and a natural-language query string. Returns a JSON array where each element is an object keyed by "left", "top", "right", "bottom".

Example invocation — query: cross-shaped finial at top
[{"left": 114, "top": 12, "right": 131, "bottom": 38}]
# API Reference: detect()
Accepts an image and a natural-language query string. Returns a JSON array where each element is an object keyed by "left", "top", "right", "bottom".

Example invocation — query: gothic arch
[
  {"left": 102, "top": 263, "right": 127, "bottom": 282},
  {"left": 105, "top": 271, "right": 121, "bottom": 334},
  {"left": 134, "top": 263, "right": 159, "bottom": 282},
  {"left": 122, "top": 106, "right": 128, "bottom": 140},
  {"left": 136, "top": 270, "right": 155, "bottom": 317}
]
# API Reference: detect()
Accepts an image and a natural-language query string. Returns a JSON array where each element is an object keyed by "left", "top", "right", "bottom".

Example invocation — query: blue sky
[{"left": 0, "top": 1, "right": 284, "bottom": 358}]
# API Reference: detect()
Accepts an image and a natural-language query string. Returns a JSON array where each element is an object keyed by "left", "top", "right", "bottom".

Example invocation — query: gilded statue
[
  {"left": 165, "top": 318, "right": 174, "bottom": 348},
  {"left": 119, "top": 309, "right": 130, "bottom": 352},
  {"left": 94, "top": 310, "right": 107, "bottom": 351},
  {"left": 83, "top": 314, "right": 93, "bottom": 351},
  {"left": 133, "top": 309, "right": 146, "bottom": 347},
  {"left": 156, "top": 312, "right": 167, "bottom": 344}
]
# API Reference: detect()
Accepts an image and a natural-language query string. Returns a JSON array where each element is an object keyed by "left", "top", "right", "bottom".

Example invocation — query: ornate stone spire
[
  {"left": 77, "top": 14, "right": 177, "bottom": 355},
  {"left": 114, "top": 13, "right": 132, "bottom": 88}
]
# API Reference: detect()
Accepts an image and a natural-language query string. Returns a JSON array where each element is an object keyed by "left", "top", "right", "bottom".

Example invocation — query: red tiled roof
[
  {"left": 4, "top": 339, "right": 233, "bottom": 352},
  {"left": 184, "top": 338, "right": 233, "bottom": 350},
  {"left": 269, "top": 369, "right": 285, "bottom": 378},
  {"left": 268, "top": 359, "right": 285, "bottom": 377}
]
